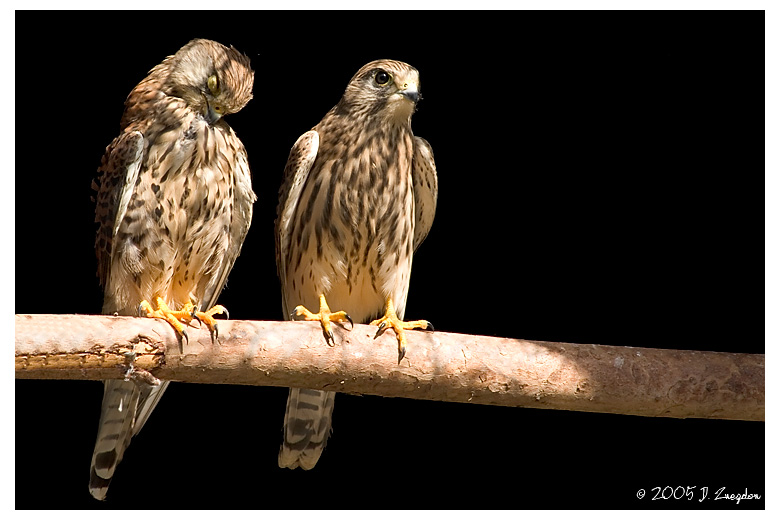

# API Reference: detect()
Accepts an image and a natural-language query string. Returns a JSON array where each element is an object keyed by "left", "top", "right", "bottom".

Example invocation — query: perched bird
[
  {"left": 275, "top": 59, "right": 438, "bottom": 469},
  {"left": 90, "top": 38, "right": 255, "bottom": 500}
]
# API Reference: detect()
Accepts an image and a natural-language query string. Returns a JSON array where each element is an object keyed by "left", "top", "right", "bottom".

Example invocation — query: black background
[{"left": 15, "top": 10, "right": 764, "bottom": 510}]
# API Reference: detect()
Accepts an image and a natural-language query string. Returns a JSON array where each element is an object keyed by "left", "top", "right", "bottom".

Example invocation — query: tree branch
[{"left": 15, "top": 314, "right": 764, "bottom": 421}]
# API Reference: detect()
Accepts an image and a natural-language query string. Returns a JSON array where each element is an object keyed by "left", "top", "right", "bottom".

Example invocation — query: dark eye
[{"left": 374, "top": 70, "right": 391, "bottom": 86}]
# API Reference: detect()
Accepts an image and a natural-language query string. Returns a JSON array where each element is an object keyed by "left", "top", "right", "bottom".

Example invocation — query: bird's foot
[
  {"left": 137, "top": 298, "right": 227, "bottom": 343},
  {"left": 292, "top": 294, "right": 353, "bottom": 346},
  {"left": 185, "top": 303, "right": 228, "bottom": 343},
  {"left": 138, "top": 297, "right": 190, "bottom": 343},
  {"left": 370, "top": 297, "right": 433, "bottom": 364}
]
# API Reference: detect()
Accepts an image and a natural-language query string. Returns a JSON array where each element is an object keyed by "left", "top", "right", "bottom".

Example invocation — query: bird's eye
[
  {"left": 374, "top": 70, "right": 391, "bottom": 86},
  {"left": 207, "top": 74, "right": 220, "bottom": 95}
]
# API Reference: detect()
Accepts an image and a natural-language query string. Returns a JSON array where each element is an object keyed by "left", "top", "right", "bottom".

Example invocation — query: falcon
[
  {"left": 275, "top": 59, "right": 438, "bottom": 469},
  {"left": 90, "top": 38, "right": 255, "bottom": 500}
]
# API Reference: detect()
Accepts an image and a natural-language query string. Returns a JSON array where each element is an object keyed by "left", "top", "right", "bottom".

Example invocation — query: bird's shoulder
[
  {"left": 278, "top": 130, "right": 320, "bottom": 204},
  {"left": 274, "top": 130, "right": 320, "bottom": 272}
]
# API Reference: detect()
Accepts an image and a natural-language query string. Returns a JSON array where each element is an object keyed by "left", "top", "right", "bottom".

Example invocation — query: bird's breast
[
  {"left": 118, "top": 120, "right": 236, "bottom": 308},
  {"left": 286, "top": 125, "right": 416, "bottom": 316}
]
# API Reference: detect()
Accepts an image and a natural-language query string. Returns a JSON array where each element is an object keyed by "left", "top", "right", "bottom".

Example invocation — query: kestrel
[
  {"left": 90, "top": 38, "right": 255, "bottom": 500},
  {"left": 275, "top": 59, "right": 438, "bottom": 469}
]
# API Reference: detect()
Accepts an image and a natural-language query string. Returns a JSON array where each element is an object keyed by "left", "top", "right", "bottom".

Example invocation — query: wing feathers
[
  {"left": 412, "top": 136, "right": 438, "bottom": 251},
  {"left": 275, "top": 130, "right": 319, "bottom": 317}
]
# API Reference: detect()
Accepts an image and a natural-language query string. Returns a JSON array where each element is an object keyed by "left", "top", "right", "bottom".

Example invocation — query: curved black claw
[
  {"left": 345, "top": 314, "right": 354, "bottom": 330},
  {"left": 222, "top": 307, "right": 230, "bottom": 321},
  {"left": 180, "top": 328, "right": 188, "bottom": 345},
  {"left": 374, "top": 321, "right": 389, "bottom": 339},
  {"left": 211, "top": 322, "right": 219, "bottom": 344},
  {"left": 424, "top": 321, "right": 434, "bottom": 332},
  {"left": 398, "top": 346, "right": 407, "bottom": 365},
  {"left": 190, "top": 305, "right": 202, "bottom": 327},
  {"left": 324, "top": 328, "right": 336, "bottom": 347}
]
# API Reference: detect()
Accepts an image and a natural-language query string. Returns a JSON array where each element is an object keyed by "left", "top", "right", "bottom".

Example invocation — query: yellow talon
[
  {"left": 370, "top": 297, "right": 432, "bottom": 363},
  {"left": 137, "top": 297, "right": 227, "bottom": 343},
  {"left": 191, "top": 304, "right": 228, "bottom": 342},
  {"left": 138, "top": 297, "right": 189, "bottom": 342},
  {"left": 293, "top": 294, "right": 353, "bottom": 346}
]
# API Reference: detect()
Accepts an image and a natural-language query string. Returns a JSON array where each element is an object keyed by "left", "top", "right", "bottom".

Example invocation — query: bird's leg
[
  {"left": 138, "top": 297, "right": 190, "bottom": 343},
  {"left": 292, "top": 294, "right": 353, "bottom": 347},
  {"left": 370, "top": 297, "right": 433, "bottom": 364}
]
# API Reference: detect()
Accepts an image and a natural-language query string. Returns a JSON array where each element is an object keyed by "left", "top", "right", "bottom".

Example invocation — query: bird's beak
[
  {"left": 399, "top": 82, "right": 420, "bottom": 104},
  {"left": 205, "top": 103, "right": 224, "bottom": 124},
  {"left": 202, "top": 92, "right": 224, "bottom": 124}
]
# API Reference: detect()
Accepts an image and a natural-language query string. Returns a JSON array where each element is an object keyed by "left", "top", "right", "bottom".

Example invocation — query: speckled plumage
[
  {"left": 90, "top": 38, "right": 255, "bottom": 500},
  {"left": 275, "top": 59, "right": 438, "bottom": 469}
]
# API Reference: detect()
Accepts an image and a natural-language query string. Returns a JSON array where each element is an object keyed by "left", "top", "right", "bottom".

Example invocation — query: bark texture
[{"left": 15, "top": 314, "right": 764, "bottom": 421}]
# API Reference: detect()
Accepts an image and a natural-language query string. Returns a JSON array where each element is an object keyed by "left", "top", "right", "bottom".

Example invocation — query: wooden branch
[{"left": 15, "top": 314, "right": 764, "bottom": 421}]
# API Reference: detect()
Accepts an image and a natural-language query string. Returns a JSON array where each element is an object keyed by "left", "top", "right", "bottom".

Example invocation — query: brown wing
[
  {"left": 93, "top": 130, "right": 144, "bottom": 291},
  {"left": 411, "top": 136, "right": 438, "bottom": 251},
  {"left": 274, "top": 129, "right": 319, "bottom": 317}
]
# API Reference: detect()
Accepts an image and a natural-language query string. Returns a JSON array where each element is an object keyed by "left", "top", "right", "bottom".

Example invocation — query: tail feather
[
  {"left": 88, "top": 380, "right": 169, "bottom": 500},
  {"left": 278, "top": 388, "right": 335, "bottom": 470}
]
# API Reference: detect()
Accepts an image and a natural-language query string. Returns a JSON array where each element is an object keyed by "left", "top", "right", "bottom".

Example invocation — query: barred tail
[
  {"left": 278, "top": 388, "right": 335, "bottom": 470},
  {"left": 89, "top": 380, "right": 169, "bottom": 500}
]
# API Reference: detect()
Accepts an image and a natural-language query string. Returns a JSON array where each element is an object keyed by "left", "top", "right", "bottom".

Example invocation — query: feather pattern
[
  {"left": 90, "top": 39, "right": 255, "bottom": 500},
  {"left": 275, "top": 59, "right": 437, "bottom": 469}
]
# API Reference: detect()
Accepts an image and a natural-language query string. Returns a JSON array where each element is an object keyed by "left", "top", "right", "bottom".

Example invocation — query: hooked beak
[
  {"left": 205, "top": 103, "right": 223, "bottom": 124},
  {"left": 399, "top": 82, "right": 420, "bottom": 104},
  {"left": 202, "top": 92, "right": 224, "bottom": 124}
]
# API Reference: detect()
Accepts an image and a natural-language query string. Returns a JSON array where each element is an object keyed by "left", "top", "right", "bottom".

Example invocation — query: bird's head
[
  {"left": 338, "top": 59, "right": 421, "bottom": 124},
  {"left": 165, "top": 38, "right": 254, "bottom": 124}
]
